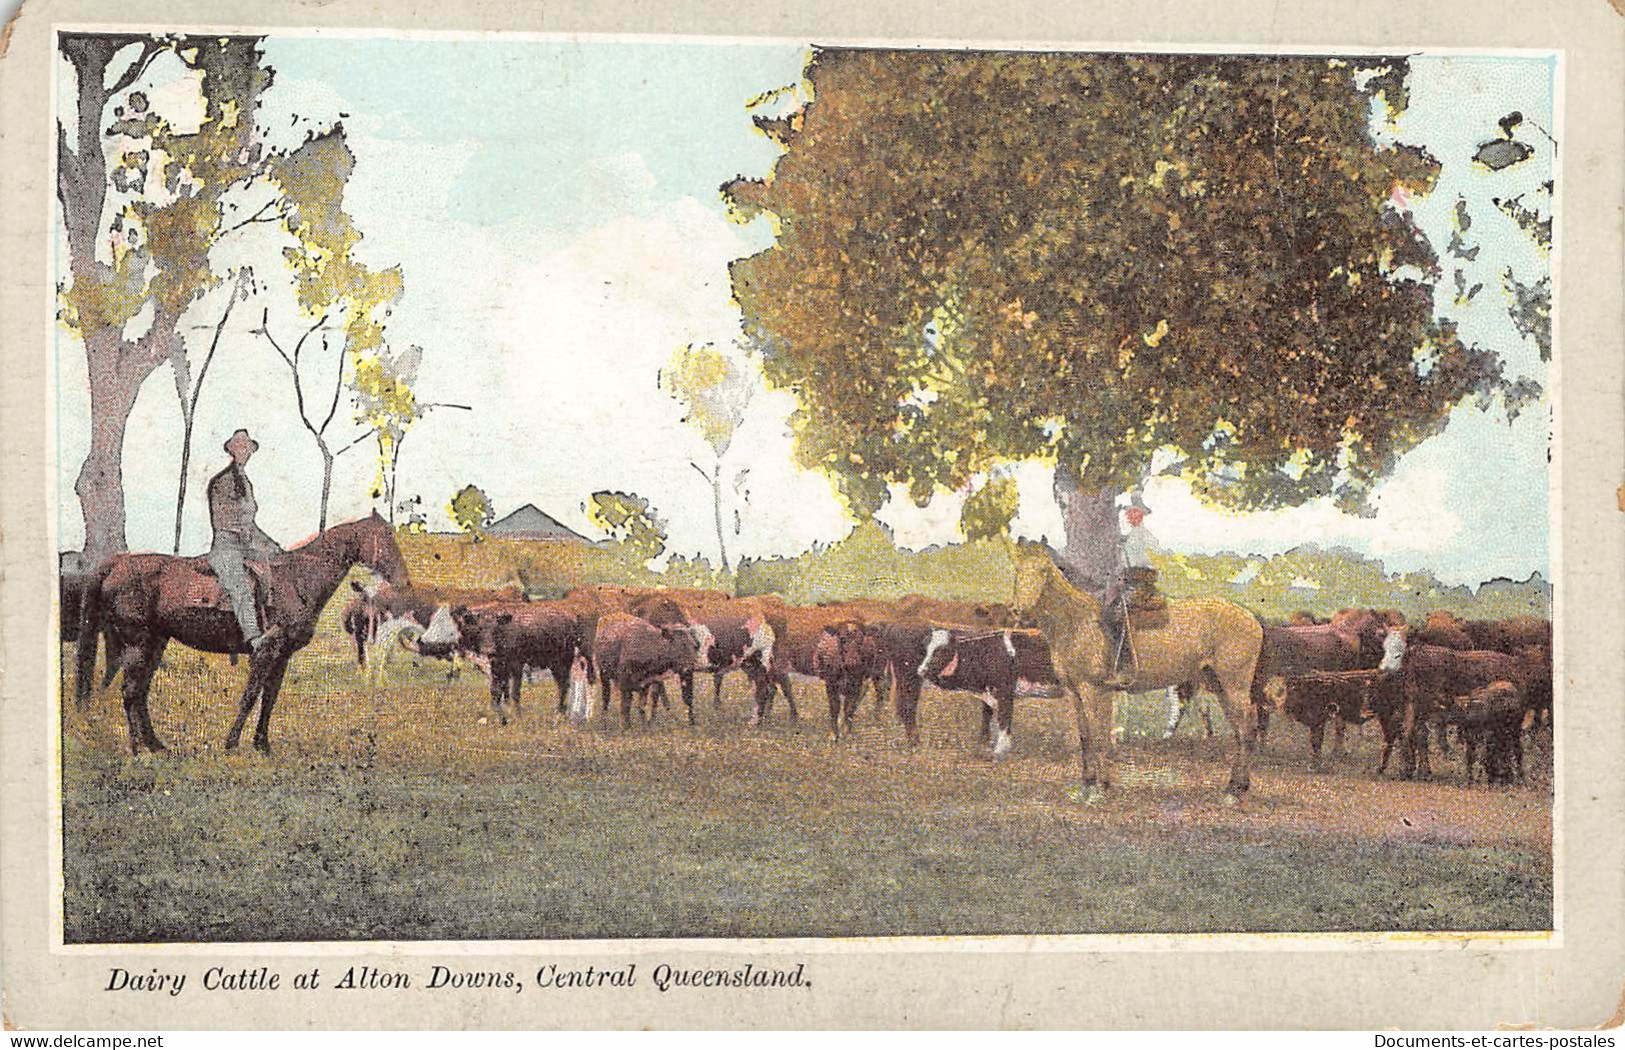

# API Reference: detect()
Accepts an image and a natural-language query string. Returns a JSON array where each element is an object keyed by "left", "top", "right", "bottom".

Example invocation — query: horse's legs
[
  {"left": 248, "top": 655, "right": 294, "bottom": 754},
  {"left": 1066, "top": 682, "right": 1098, "bottom": 796},
  {"left": 1210, "top": 669, "right": 1257, "bottom": 799},
  {"left": 120, "top": 640, "right": 166, "bottom": 754},
  {"left": 224, "top": 654, "right": 270, "bottom": 752}
]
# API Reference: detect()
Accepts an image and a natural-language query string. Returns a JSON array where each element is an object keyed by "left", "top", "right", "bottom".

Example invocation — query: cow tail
[{"left": 74, "top": 567, "right": 107, "bottom": 711}]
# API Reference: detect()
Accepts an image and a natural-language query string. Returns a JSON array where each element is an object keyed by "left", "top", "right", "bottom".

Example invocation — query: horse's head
[
  {"left": 354, "top": 511, "right": 411, "bottom": 588},
  {"left": 1009, "top": 541, "right": 1058, "bottom": 617}
]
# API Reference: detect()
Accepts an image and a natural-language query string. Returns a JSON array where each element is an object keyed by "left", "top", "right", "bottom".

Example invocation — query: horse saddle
[
  {"left": 1123, "top": 568, "right": 1169, "bottom": 630},
  {"left": 184, "top": 559, "right": 274, "bottom": 614}
]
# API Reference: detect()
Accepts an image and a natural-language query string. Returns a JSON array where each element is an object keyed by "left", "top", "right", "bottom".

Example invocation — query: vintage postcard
[{"left": 1, "top": 0, "right": 1621, "bottom": 1032}]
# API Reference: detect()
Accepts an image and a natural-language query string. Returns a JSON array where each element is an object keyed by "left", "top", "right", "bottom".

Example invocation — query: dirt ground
[{"left": 59, "top": 634, "right": 1553, "bottom": 942}]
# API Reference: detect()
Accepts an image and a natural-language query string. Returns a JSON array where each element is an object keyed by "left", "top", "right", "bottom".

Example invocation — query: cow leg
[
  {"left": 1462, "top": 728, "right": 1479, "bottom": 784},
  {"left": 489, "top": 665, "right": 510, "bottom": 725},
  {"left": 1512, "top": 721, "right": 1525, "bottom": 783},
  {"left": 777, "top": 671, "right": 798, "bottom": 723},
  {"left": 618, "top": 677, "right": 634, "bottom": 729},
  {"left": 713, "top": 670, "right": 726, "bottom": 711},
  {"left": 894, "top": 673, "right": 921, "bottom": 747},
  {"left": 843, "top": 678, "right": 862, "bottom": 731},
  {"left": 978, "top": 699, "right": 993, "bottom": 743},
  {"left": 873, "top": 672, "right": 892, "bottom": 718},
  {"left": 250, "top": 655, "right": 293, "bottom": 755},
  {"left": 510, "top": 668, "right": 524, "bottom": 718},
  {"left": 1413, "top": 718, "right": 1433, "bottom": 780},
  {"left": 1435, "top": 713, "right": 1453, "bottom": 758},
  {"left": 1398, "top": 697, "right": 1419, "bottom": 779},
  {"left": 1307, "top": 719, "right": 1326, "bottom": 773},
  {"left": 554, "top": 665, "right": 569, "bottom": 713},
  {"left": 599, "top": 675, "right": 613, "bottom": 724},
  {"left": 825, "top": 678, "right": 842, "bottom": 741},
  {"left": 992, "top": 688, "right": 1014, "bottom": 757},
  {"left": 1332, "top": 715, "right": 1349, "bottom": 756},
  {"left": 679, "top": 672, "right": 696, "bottom": 726}
]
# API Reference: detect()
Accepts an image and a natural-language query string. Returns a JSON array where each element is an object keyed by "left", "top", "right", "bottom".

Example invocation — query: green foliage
[
  {"left": 960, "top": 475, "right": 1020, "bottom": 540},
  {"left": 60, "top": 37, "right": 274, "bottom": 336},
  {"left": 588, "top": 491, "right": 669, "bottom": 564},
  {"left": 725, "top": 52, "right": 1517, "bottom": 517},
  {"left": 447, "top": 484, "right": 494, "bottom": 539}
]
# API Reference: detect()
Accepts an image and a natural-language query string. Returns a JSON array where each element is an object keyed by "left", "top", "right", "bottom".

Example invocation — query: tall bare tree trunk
[
  {"left": 711, "top": 462, "right": 730, "bottom": 572},
  {"left": 77, "top": 335, "right": 144, "bottom": 566},
  {"left": 60, "top": 35, "right": 176, "bottom": 568},
  {"left": 318, "top": 440, "right": 335, "bottom": 532},
  {"left": 1051, "top": 464, "right": 1123, "bottom": 594},
  {"left": 173, "top": 407, "right": 195, "bottom": 554}
]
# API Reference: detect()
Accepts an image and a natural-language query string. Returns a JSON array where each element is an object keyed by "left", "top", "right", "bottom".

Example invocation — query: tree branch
[
  {"left": 334, "top": 428, "right": 378, "bottom": 457},
  {"left": 108, "top": 40, "right": 169, "bottom": 97},
  {"left": 319, "top": 333, "right": 346, "bottom": 435},
  {"left": 254, "top": 307, "right": 294, "bottom": 369},
  {"left": 188, "top": 269, "right": 252, "bottom": 415},
  {"left": 218, "top": 199, "right": 279, "bottom": 238}
]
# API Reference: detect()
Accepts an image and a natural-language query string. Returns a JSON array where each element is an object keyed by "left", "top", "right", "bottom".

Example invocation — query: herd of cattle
[{"left": 335, "top": 580, "right": 1553, "bottom": 787}]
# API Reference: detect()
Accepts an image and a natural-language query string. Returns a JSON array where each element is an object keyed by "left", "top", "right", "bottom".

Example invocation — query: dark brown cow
[
  {"left": 1381, "top": 633, "right": 1528, "bottom": 779},
  {"left": 592, "top": 612, "right": 707, "bottom": 728},
  {"left": 1246, "top": 609, "right": 1397, "bottom": 761},
  {"left": 762, "top": 604, "right": 885, "bottom": 736},
  {"left": 452, "top": 601, "right": 592, "bottom": 724},
  {"left": 1440, "top": 680, "right": 1526, "bottom": 785}
]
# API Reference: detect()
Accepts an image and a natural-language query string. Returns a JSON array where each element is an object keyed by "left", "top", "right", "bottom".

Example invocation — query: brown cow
[
  {"left": 1380, "top": 631, "right": 1529, "bottom": 779},
  {"left": 452, "top": 601, "right": 592, "bottom": 724},
  {"left": 1248, "top": 609, "right": 1398, "bottom": 761},
  {"left": 593, "top": 612, "right": 708, "bottom": 728},
  {"left": 763, "top": 604, "right": 885, "bottom": 736},
  {"left": 1440, "top": 680, "right": 1526, "bottom": 785}
]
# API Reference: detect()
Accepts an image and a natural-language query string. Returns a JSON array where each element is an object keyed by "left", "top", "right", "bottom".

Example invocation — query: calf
[
  {"left": 452, "top": 601, "right": 592, "bottom": 724},
  {"left": 1441, "top": 680, "right": 1526, "bottom": 785},
  {"left": 593, "top": 612, "right": 708, "bottom": 728}
]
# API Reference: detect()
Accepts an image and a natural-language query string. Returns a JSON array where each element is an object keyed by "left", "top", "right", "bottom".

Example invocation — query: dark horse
[{"left": 74, "top": 513, "right": 410, "bottom": 754}]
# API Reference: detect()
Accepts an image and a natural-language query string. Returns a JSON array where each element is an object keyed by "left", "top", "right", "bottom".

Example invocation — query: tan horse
[{"left": 1010, "top": 545, "right": 1264, "bottom": 803}]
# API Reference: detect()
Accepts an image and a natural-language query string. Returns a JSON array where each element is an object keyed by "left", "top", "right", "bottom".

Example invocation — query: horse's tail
[{"left": 74, "top": 566, "right": 107, "bottom": 710}]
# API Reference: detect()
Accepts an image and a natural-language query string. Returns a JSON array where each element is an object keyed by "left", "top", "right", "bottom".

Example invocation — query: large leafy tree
[
  {"left": 57, "top": 34, "right": 273, "bottom": 564},
  {"left": 724, "top": 50, "right": 1519, "bottom": 588}
]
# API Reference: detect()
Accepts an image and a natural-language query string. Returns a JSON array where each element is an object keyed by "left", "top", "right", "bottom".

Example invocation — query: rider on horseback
[
  {"left": 1101, "top": 496, "right": 1155, "bottom": 689},
  {"left": 207, "top": 429, "right": 284, "bottom": 651}
]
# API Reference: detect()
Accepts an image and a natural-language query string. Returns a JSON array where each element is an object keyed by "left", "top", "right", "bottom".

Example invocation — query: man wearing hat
[
  {"left": 1101, "top": 494, "right": 1156, "bottom": 689},
  {"left": 207, "top": 429, "right": 284, "bottom": 651}
]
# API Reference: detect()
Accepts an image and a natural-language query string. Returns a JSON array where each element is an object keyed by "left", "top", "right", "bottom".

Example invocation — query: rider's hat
[
  {"left": 224, "top": 428, "right": 260, "bottom": 455},
  {"left": 1125, "top": 493, "right": 1151, "bottom": 515}
]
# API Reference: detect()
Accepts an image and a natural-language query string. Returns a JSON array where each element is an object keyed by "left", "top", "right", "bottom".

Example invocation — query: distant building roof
[{"left": 486, "top": 504, "right": 590, "bottom": 542}]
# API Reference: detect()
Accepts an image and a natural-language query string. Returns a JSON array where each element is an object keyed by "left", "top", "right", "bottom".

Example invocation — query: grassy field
[{"left": 59, "top": 617, "right": 1553, "bottom": 943}]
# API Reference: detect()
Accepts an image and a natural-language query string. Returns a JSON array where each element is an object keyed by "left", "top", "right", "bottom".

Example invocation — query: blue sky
[{"left": 54, "top": 40, "right": 1554, "bottom": 587}]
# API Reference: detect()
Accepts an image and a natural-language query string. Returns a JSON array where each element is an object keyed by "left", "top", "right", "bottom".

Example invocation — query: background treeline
[{"left": 391, "top": 522, "right": 1550, "bottom": 624}]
